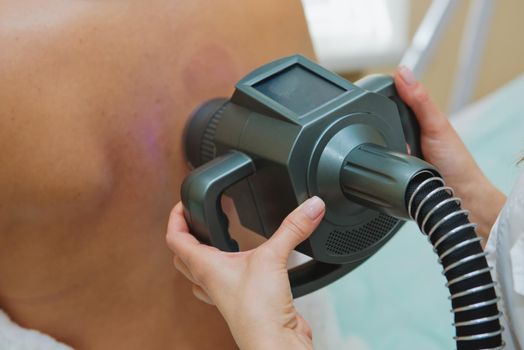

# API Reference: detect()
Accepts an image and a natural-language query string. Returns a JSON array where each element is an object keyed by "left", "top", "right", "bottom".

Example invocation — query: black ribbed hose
[{"left": 406, "top": 170, "right": 504, "bottom": 350}]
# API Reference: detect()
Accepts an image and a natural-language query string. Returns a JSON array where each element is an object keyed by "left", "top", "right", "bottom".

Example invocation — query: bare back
[{"left": 0, "top": 1, "right": 314, "bottom": 348}]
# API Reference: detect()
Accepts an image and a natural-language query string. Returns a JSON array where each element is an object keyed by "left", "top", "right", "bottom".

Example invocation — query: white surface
[
  {"left": 0, "top": 310, "right": 72, "bottom": 350},
  {"left": 302, "top": 0, "right": 409, "bottom": 72}
]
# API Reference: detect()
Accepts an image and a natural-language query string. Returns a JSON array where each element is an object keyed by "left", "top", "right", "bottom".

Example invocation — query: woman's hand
[
  {"left": 165, "top": 197, "right": 326, "bottom": 350},
  {"left": 394, "top": 66, "right": 505, "bottom": 239}
]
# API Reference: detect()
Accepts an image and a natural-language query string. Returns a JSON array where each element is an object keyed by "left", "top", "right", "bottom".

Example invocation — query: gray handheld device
[
  {"left": 181, "top": 55, "right": 504, "bottom": 349},
  {"left": 182, "top": 55, "right": 432, "bottom": 297}
]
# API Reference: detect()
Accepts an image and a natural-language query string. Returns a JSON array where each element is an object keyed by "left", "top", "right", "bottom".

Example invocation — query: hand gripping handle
[
  {"left": 181, "top": 151, "right": 362, "bottom": 298},
  {"left": 355, "top": 74, "right": 423, "bottom": 158}
]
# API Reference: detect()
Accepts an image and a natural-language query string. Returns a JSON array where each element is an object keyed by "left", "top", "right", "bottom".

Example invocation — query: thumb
[
  {"left": 394, "top": 65, "right": 450, "bottom": 136},
  {"left": 264, "top": 196, "right": 325, "bottom": 261}
]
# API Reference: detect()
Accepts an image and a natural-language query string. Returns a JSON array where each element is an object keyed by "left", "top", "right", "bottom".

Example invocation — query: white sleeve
[{"left": 485, "top": 172, "right": 524, "bottom": 350}]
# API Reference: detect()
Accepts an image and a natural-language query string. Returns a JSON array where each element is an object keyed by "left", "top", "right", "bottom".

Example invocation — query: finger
[
  {"left": 173, "top": 255, "right": 197, "bottom": 284},
  {"left": 394, "top": 65, "right": 449, "bottom": 135},
  {"left": 166, "top": 219, "right": 217, "bottom": 272},
  {"left": 166, "top": 202, "right": 227, "bottom": 288},
  {"left": 295, "top": 313, "right": 313, "bottom": 341},
  {"left": 192, "top": 284, "right": 215, "bottom": 305},
  {"left": 166, "top": 225, "right": 202, "bottom": 255},
  {"left": 264, "top": 196, "right": 325, "bottom": 260},
  {"left": 166, "top": 201, "right": 207, "bottom": 256},
  {"left": 167, "top": 202, "right": 189, "bottom": 233}
]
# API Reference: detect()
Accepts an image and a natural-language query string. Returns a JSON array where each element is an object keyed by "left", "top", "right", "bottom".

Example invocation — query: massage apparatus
[{"left": 181, "top": 55, "right": 504, "bottom": 349}]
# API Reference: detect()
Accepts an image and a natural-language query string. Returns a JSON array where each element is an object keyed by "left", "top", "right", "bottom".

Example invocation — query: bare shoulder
[
  {"left": 0, "top": 0, "right": 314, "bottom": 226},
  {"left": 0, "top": 1, "right": 314, "bottom": 347}
]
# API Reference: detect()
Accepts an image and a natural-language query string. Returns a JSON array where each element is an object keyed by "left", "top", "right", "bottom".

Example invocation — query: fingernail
[
  {"left": 302, "top": 196, "right": 325, "bottom": 220},
  {"left": 398, "top": 65, "right": 417, "bottom": 85}
]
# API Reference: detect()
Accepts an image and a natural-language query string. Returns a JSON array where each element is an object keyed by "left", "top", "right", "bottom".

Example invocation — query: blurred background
[
  {"left": 298, "top": 0, "right": 524, "bottom": 349},
  {"left": 302, "top": 0, "right": 524, "bottom": 111},
  {"left": 405, "top": 0, "right": 524, "bottom": 110}
]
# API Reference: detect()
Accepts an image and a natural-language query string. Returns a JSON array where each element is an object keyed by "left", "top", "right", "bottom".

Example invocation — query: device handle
[
  {"left": 181, "top": 151, "right": 255, "bottom": 252},
  {"left": 355, "top": 75, "right": 423, "bottom": 158},
  {"left": 181, "top": 150, "right": 365, "bottom": 297}
]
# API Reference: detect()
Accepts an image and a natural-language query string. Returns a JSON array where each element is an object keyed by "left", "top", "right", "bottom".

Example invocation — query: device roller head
[{"left": 183, "top": 97, "right": 228, "bottom": 168}]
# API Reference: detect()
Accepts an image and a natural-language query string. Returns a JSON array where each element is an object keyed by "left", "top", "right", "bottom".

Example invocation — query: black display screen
[{"left": 253, "top": 64, "right": 346, "bottom": 116}]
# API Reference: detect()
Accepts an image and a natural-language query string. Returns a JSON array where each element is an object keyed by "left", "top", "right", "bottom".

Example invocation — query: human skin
[
  {"left": 0, "top": 0, "right": 314, "bottom": 348},
  {"left": 166, "top": 198, "right": 325, "bottom": 350}
]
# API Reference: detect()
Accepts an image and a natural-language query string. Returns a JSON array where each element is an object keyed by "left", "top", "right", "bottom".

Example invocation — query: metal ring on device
[
  {"left": 453, "top": 312, "right": 504, "bottom": 326},
  {"left": 454, "top": 327, "right": 504, "bottom": 341},
  {"left": 443, "top": 251, "right": 488, "bottom": 274},
  {"left": 433, "top": 223, "right": 477, "bottom": 250},
  {"left": 449, "top": 282, "right": 497, "bottom": 300},
  {"left": 446, "top": 266, "right": 493, "bottom": 287},
  {"left": 420, "top": 192, "right": 455, "bottom": 233},
  {"left": 452, "top": 297, "right": 500, "bottom": 313},
  {"left": 413, "top": 185, "right": 451, "bottom": 223},
  {"left": 440, "top": 237, "right": 483, "bottom": 261},
  {"left": 427, "top": 209, "right": 470, "bottom": 239},
  {"left": 407, "top": 176, "right": 445, "bottom": 218}
]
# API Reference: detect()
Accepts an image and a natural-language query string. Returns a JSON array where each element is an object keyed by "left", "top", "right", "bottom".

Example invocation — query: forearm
[{"left": 459, "top": 173, "right": 506, "bottom": 242}]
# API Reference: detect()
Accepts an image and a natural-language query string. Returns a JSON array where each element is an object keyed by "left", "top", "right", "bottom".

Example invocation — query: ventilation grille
[{"left": 326, "top": 214, "right": 399, "bottom": 255}]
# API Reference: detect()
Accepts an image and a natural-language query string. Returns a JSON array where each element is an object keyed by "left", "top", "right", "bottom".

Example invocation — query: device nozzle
[{"left": 340, "top": 143, "right": 437, "bottom": 219}]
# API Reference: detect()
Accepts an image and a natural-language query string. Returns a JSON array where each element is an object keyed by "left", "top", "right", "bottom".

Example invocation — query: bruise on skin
[{"left": 181, "top": 44, "right": 240, "bottom": 100}]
